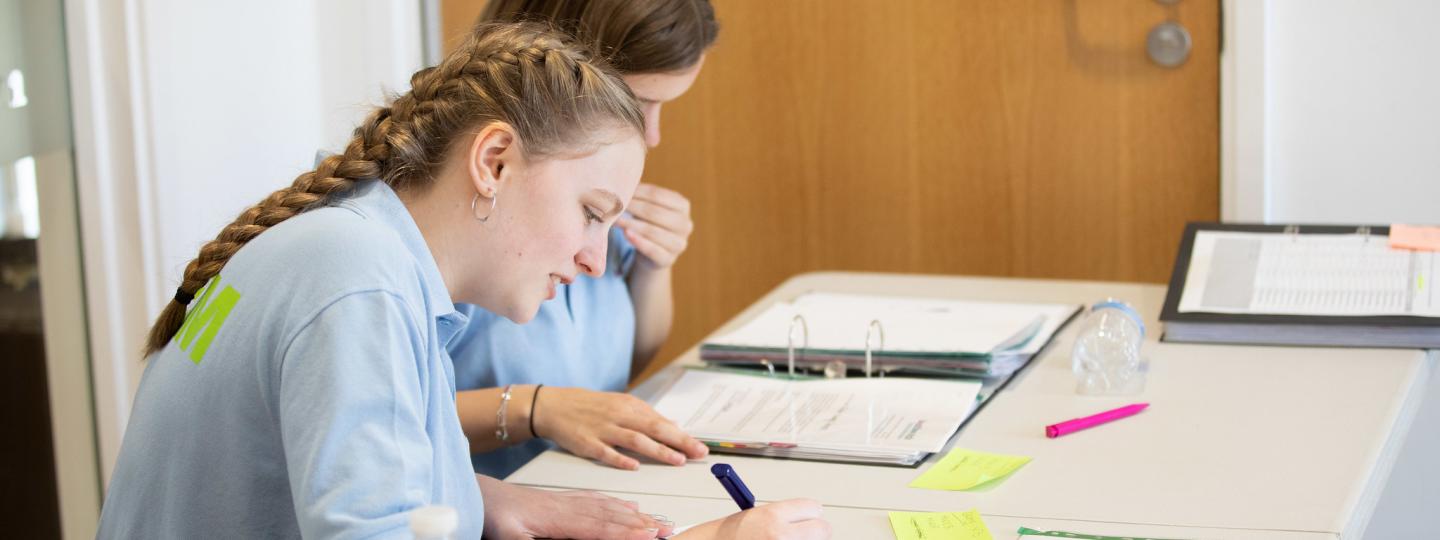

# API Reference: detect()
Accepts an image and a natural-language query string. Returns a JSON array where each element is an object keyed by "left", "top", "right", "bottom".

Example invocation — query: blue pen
[{"left": 710, "top": 463, "right": 755, "bottom": 510}]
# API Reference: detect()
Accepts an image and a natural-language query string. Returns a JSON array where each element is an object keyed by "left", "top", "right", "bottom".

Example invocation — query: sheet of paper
[
  {"left": 1178, "top": 231, "right": 1440, "bottom": 317},
  {"left": 909, "top": 448, "right": 1032, "bottom": 491},
  {"left": 889, "top": 510, "right": 994, "bottom": 540},
  {"left": 653, "top": 369, "right": 982, "bottom": 453},
  {"left": 707, "top": 292, "right": 1077, "bottom": 355},
  {"left": 1390, "top": 224, "right": 1440, "bottom": 252}
]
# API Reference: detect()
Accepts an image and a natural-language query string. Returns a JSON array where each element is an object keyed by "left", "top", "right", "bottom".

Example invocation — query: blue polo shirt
[
  {"left": 449, "top": 226, "right": 637, "bottom": 478},
  {"left": 98, "top": 180, "right": 483, "bottom": 539}
]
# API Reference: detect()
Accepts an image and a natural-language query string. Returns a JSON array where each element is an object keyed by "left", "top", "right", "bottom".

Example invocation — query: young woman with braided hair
[
  {"left": 449, "top": 0, "right": 721, "bottom": 479},
  {"left": 97, "top": 22, "right": 827, "bottom": 540}
]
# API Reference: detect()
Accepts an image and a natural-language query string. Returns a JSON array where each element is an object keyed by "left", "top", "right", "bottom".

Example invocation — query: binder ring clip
[
  {"left": 787, "top": 314, "right": 809, "bottom": 378},
  {"left": 1357, "top": 225, "right": 1373, "bottom": 244},
  {"left": 864, "top": 319, "right": 885, "bottom": 379},
  {"left": 759, "top": 358, "right": 777, "bottom": 378},
  {"left": 1284, "top": 224, "right": 1300, "bottom": 242}
]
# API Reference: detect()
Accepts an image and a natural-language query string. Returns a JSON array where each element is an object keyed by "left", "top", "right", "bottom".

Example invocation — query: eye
[{"left": 583, "top": 206, "right": 603, "bottom": 224}]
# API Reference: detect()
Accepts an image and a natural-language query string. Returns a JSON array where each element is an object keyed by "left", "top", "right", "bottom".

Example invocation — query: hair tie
[{"left": 174, "top": 287, "right": 195, "bottom": 306}]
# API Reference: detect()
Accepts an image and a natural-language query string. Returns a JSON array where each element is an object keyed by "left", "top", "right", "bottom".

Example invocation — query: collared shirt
[
  {"left": 98, "top": 180, "right": 483, "bottom": 539},
  {"left": 449, "top": 226, "right": 637, "bottom": 478}
]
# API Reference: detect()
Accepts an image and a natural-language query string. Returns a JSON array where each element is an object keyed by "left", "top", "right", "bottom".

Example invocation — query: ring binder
[
  {"left": 700, "top": 293, "right": 1078, "bottom": 379},
  {"left": 1356, "top": 225, "right": 1373, "bottom": 243},
  {"left": 1284, "top": 224, "right": 1300, "bottom": 242},
  {"left": 864, "top": 319, "right": 885, "bottom": 378},
  {"left": 786, "top": 314, "right": 808, "bottom": 378}
]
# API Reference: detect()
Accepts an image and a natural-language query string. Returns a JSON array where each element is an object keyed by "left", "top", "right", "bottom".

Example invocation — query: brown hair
[
  {"left": 479, "top": 0, "right": 718, "bottom": 74},
  {"left": 143, "top": 22, "right": 644, "bottom": 357}
]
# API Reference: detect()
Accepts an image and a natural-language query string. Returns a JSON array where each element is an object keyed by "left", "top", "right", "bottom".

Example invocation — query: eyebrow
[{"left": 591, "top": 189, "right": 624, "bottom": 218}]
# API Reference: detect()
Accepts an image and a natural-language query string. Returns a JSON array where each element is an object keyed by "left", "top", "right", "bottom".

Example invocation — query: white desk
[{"left": 510, "top": 272, "right": 1433, "bottom": 539}]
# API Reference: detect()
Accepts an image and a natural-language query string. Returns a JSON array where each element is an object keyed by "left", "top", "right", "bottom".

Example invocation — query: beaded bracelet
[{"left": 495, "top": 384, "right": 514, "bottom": 442}]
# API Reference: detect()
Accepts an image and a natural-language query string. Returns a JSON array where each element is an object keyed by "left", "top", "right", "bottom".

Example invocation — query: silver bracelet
[{"left": 495, "top": 384, "right": 514, "bottom": 443}]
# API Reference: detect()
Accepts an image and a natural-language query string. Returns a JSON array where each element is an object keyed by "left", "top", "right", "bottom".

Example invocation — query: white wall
[
  {"left": 1230, "top": 2, "right": 1440, "bottom": 538},
  {"left": 144, "top": 0, "right": 423, "bottom": 296},
  {"left": 67, "top": 0, "right": 424, "bottom": 487},
  {"left": 1265, "top": 0, "right": 1440, "bottom": 224}
]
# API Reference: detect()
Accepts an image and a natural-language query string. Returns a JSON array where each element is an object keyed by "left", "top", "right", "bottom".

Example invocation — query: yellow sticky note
[
  {"left": 889, "top": 510, "right": 994, "bottom": 540},
  {"left": 1390, "top": 224, "right": 1440, "bottom": 252},
  {"left": 909, "top": 448, "right": 1031, "bottom": 491}
]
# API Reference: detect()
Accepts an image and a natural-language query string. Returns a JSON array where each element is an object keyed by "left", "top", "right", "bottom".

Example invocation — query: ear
[{"left": 465, "top": 123, "right": 518, "bottom": 199}]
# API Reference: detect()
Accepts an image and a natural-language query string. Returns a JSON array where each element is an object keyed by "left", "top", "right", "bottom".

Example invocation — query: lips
[{"left": 546, "top": 274, "right": 576, "bottom": 300}]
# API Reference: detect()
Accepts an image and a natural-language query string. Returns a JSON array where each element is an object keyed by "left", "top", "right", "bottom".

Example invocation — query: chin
[{"left": 501, "top": 300, "right": 542, "bottom": 324}]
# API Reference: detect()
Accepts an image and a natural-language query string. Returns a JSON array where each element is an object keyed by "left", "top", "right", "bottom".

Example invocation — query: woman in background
[{"left": 451, "top": 0, "right": 721, "bottom": 477}]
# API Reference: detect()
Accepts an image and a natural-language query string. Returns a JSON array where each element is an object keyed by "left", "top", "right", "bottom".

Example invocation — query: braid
[
  {"left": 142, "top": 112, "right": 389, "bottom": 356},
  {"left": 142, "top": 22, "right": 643, "bottom": 358}
]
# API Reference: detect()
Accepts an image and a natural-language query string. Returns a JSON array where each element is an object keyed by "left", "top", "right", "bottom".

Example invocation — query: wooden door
[{"left": 441, "top": 1, "right": 1220, "bottom": 376}]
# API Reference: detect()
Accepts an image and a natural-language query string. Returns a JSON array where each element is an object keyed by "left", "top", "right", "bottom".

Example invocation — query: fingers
[
  {"left": 618, "top": 215, "right": 689, "bottom": 255},
  {"left": 648, "top": 514, "right": 676, "bottom": 538},
  {"left": 784, "top": 518, "right": 833, "bottom": 540},
  {"left": 619, "top": 221, "right": 684, "bottom": 268},
  {"left": 762, "top": 499, "right": 826, "bottom": 522},
  {"left": 620, "top": 185, "right": 694, "bottom": 269},
  {"left": 578, "top": 439, "right": 641, "bottom": 470},
  {"left": 554, "top": 494, "right": 668, "bottom": 540},
  {"left": 624, "top": 198, "right": 693, "bottom": 236},
  {"left": 622, "top": 411, "right": 708, "bottom": 460},
  {"left": 610, "top": 395, "right": 706, "bottom": 461},
  {"left": 633, "top": 183, "right": 691, "bottom": 214},
  {"left": 604, "top": 426, "right": 692, "bottom": 466},
  {"left": 546, "top": 390, "right": 695, "bottom": 470}
]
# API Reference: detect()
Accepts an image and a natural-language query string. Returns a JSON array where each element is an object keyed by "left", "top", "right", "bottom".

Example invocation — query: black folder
[{"left": 1160, "top": 222, "right": 1440, "bottom": 349}]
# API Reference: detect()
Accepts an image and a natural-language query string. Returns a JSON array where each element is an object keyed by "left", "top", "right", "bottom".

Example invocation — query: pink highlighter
[{"left": 1046, "top": 403, "right": 1149, "bottom": 438}]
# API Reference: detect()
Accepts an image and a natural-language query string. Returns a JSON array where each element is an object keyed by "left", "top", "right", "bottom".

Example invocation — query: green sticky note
[
  {"left": 909, "top": 448, "right": 1031, "bottom": 491},
  {"left": 889, "top": 510, "right": 994, "bottom": 540}
]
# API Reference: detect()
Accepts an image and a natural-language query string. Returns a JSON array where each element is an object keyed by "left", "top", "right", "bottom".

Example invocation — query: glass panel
[{"left": 1, "top": 0, "right": 78, "bottom": 537}]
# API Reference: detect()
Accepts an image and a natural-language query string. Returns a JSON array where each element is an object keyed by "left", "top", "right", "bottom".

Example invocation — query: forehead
[
  {"left": 622, "top": 57, "right": 705, "bottom": 103},
  {"left": 530, "top": 135, "right": 646, "bottom": 197}
]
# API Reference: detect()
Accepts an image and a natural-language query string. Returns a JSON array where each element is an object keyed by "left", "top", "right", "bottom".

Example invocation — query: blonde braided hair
[{"left": 144, "top": 22, "right": 644, "bottom": 357}]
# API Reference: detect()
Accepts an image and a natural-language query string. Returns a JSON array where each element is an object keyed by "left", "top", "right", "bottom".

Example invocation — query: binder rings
[
  {"left": 1160, "top": 222, "right": 1440, "bottom": 348},
  {"left": 699, "top": 292, "right": 1080, "bottom": 378}
]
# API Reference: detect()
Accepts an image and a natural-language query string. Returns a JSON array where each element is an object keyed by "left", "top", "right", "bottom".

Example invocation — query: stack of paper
[
  {"left": 700, "top": 293, "right": 1080, "bottom": 377},
  {"left": 652, "top": 369, "right": 984, "bottom": 466}
]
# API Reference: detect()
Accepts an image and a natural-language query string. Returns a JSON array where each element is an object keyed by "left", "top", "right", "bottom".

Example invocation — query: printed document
[
  {"left": 1178, "top": 231, "right": 1439, "bottom": 317},
  {"left": 653, "top": 369, "right": 982, "bottom": 454}
]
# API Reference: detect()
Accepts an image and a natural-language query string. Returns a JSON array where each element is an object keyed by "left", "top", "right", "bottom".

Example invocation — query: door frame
[{"left": 1220, "top": 0, "right": 1268, "bottom": 222}]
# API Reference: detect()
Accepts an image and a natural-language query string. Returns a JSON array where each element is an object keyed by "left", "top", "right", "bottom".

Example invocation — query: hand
[
  {"left": 677, "top": 499, "right": 831, "bottom": 540},
  {"left": 477, "top": 475, "right": 674, "bottom": 539},
  {"left": 618, "top": 183, "right": 693, "bottom": 270},
  {"left": 532, "top": 387, "right": 708, "bottom": 470}
]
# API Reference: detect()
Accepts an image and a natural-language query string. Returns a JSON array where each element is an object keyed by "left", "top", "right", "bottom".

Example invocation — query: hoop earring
[{"left": 472, "top": 191, "right": 498, "bottom": 223}]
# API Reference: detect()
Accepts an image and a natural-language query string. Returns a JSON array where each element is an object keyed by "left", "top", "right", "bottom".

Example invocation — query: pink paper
[{"left": 1390, "top": 224, "right": 1440, "bottom": 252}]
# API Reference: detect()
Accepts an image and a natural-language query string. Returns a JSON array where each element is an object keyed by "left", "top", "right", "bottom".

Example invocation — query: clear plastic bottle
[
  {"left": 1071, "top": 299, "right": 1146, "bottom": 395},
  {"left": 408, "top": 505, "right": 458, "bottom": 540}
]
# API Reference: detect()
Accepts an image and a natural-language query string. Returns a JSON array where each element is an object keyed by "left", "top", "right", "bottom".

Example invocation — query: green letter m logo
[{"left": 174, "top": 276, "right": 242, "bottom": 364}]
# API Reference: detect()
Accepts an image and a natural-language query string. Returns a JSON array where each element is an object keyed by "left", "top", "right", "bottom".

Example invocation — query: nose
[
  {"left": 643, "top": 103, "right": 662, "bottom": 148},
  {"left": 575, "top": 230, "right": 609, "bottom": 277}
]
